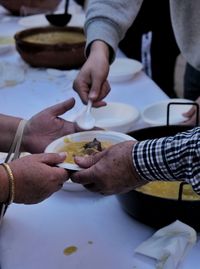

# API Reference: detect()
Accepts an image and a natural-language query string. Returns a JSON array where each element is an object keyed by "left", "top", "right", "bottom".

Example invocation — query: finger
[
  {"left": 74, "top": 151, "right": 106, "bottom": 168},
  {"left": 182, "top": 115, "right": 196, "bottom": 126},
  {"left": 73, "top": 79, "right": 89, "bottom": 105},
  {"left": 47, "top": 98, "right": 75, "bottom": 117},
  {"left": 88, "top": 75, "right": 108, "bottom": 101},
  {"left": 97, "top": 80, "right": 111, "bottom": 101},
  {"left": 83, "top": 183, "right": 102, "bottom": 193},
  {"left": 92, "top": 100, "right": 107, "bottom": 108},
  {"left": 33, "top": 152, "right": 67, "bottom": 165},
  {"left": 70, "top": 170, "right": 93, "bottom": 184},
  {"left": 182, "top": 105, "right": 196, "bottom": 117}
]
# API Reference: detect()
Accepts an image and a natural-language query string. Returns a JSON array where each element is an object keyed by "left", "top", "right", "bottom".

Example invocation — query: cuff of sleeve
[
  {"left": 132, "top": 137, "right": 176, "bottom": 182},
  {"left": 85, "top": 20, "right": 119, "bottom": 63}
]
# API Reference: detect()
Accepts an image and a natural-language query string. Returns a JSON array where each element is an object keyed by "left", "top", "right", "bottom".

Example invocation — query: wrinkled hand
[
  {"left": 23, "top": 98, "right": 77, "bottom": 153},
  {"left": 9, "top": 153, "right": 68, "bottom": 204},
  {"left": 70, "top": 141, "right": 145, "bottom": 195},
  {"left": 182, "top": 97, "right": 200, "bottom": 126},
  {"left": 73, "top": 40, "right": 111, "bottom": 107}
]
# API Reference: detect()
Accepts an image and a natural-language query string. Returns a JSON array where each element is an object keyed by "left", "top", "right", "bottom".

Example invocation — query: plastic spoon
[
  {"left": 45, "top": 0, "right": 72, "bottom": 27},
  {"left": 75, "top": 100, "right": 95, "bottom": 130}
]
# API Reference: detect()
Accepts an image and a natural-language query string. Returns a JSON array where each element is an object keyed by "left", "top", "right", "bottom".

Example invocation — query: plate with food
[{"left": 44, "top": 130, "right": 135, "bottom": 171}]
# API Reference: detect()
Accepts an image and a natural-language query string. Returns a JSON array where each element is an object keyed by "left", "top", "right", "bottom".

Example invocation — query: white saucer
[{"left": 108, "top": 58, "right": 143, "bottom": 83}]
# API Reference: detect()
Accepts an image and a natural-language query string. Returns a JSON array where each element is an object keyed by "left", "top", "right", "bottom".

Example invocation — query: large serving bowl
[
  {"left": 116, "top": 125, "right": 200, "bottom": 231},
  {"left": 14, "top": 26, "right": 86, "bottom": 70},
  {"left": 0, "top": 0, "right": 62, "bottom": 16}
]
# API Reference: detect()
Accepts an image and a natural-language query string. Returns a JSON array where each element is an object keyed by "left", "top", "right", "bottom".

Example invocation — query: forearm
[
  {"left": 132, "top": 127, "right": 200, "bottom": 194},
  {"left": 85, "top": 0, "right": 143, "bottom": 60},
  {"left": 0, "top": 114, "right": 22, "bottom": 152}
]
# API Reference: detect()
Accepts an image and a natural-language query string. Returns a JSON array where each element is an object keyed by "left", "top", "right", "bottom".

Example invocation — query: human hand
[
  {"left": 9, "top": 153, "right": 68, "bottom": 204},
  {"left": 70, "top": 141, "right": 145, "bottom": 195},
  {"left": 182, "top": 97, "right": 200, "bottom": 126},
  {"left": 22, "top": 98, "right": 78, "bottom": 153},
  {"left": 73, "top": 40, "right": 111, "bottom": 107}
]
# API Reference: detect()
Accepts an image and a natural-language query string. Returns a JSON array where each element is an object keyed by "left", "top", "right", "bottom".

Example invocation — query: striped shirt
[{"left": 132, "top": 127, "right": 200, "bottom": 194}]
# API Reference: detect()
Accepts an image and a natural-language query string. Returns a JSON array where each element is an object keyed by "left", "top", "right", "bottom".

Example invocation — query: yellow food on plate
[
  {"left": 136, "top": 181, "right": 200, "bottom": 201},
  {"left": 59, "top": 138, "right": 112, "bottom": 164}
]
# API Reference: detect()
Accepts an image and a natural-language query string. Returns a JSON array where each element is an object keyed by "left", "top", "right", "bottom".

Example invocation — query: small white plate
[
  {"left": 44, "top": 130, "right": 135, "bottom": 171},
  {"left": 108, "top": 58, "right": 143, "bottom": 83},
  {"left": 18, "top": 13, "right": 85, "bottom": 28},
  {"left": 142, "top": 98, "right": 194, "bottom": 126},
  {"left": 91, "top": 102, "right": 140, "bottom": 133}
]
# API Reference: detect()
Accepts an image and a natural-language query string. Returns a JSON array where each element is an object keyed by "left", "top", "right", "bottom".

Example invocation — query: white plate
[
  {"left": 108, "top": 58, "right": 143, "bottom": 83},
  {"left": 91, "top": 102, "right": 140, "bottom": 133},
  {"left": 44, "top": 130, "right": 135, "bottom": 171},
  {"left": 18, "top": 13, "right": 85, "bottom": 28},
  {"left": 142, "top": 98, "right": 194, "bottom": 126}
]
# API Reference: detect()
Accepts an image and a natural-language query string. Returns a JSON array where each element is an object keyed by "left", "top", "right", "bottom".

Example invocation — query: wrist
[
  {"left": 128, "top": 140, "right": 146, "bottom": 187},
  {"left": 90, "top": 40, "right": 110, "bottom": 62},
  {"left": 0, "top": 165, "right": 10, "bottom": 203}
]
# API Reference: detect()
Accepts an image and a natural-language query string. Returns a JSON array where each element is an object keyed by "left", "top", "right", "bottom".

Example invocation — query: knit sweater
[{"left": 85, "top": 0, "right": 200, "bottom": 70}]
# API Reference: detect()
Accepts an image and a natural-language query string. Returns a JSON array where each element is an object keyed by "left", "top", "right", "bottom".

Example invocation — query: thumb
[
  {"left": 48, "top": 98, "right": 75, "bottom": 117},
  {"left": 74, "top": 150, "right": 106, "bottom": 169},
  {"left": 37, "top": 152, "right": 67, "bottom": 165}
]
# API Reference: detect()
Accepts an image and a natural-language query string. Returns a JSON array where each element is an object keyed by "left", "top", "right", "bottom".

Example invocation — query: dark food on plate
[{"left": 60, "top": 138, "right": 112, "bottom": 164}]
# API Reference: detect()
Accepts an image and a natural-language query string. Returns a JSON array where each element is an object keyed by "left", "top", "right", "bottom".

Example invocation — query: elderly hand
[
  {"left": 73, "top": 40, "right": 111, "bottom": 107},
  {"left": 7, "top": 153, "right": 68, "bottom": 204},
  {"left": 22, "top": 98, "right": 78, "bottom": 154},
  {"left": 182, "top": 96, "right": 200, "bottom": 126},
  {"left": 70, "top": 141, "right": 145, "bottom": 195}
]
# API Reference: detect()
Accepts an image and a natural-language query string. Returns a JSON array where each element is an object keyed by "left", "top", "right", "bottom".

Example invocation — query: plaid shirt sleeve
[{"left": 132, "top": 127, "right": 200, "bottom": 194}]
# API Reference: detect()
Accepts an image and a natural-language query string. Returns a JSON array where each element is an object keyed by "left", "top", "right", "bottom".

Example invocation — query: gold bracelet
[{"left": 1, "top": 163, "right": 15, "bottom": 204}]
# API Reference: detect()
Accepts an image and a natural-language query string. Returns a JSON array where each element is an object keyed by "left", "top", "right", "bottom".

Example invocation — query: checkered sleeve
[{"left": 132, "top": 127, "right": 200, "bottom": 194}]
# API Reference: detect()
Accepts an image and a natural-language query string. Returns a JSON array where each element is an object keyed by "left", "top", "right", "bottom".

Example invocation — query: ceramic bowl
[
  {"left": 14, "top": 26, "right": 86, "bottom": 70},
  {"left": 0, "top": 0, "right": 62, "bottom": 16},
  {"left": 142, "top": 98, "right": 194, "bottom": 126},
  {"left": 108, "top": 58, "right": 143, "bottom": 83},
  {"left": 90, "top": 102, "right": 140, "bottom": 133}
]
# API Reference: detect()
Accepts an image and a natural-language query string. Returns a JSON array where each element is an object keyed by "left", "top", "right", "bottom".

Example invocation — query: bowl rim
[
  {"left": 141, "top": 98, "right": 194, "bottom": 125},
  {"left": 14, "top": 26, "right": 86, "bottom": 49},
  {"left": 91, "top": 102, "right": 140, "bottom": 127}
]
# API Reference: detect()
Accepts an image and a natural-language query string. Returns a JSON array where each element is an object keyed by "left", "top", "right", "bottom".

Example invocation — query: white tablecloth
[{"left": 0, "top": 4, "right": 199, "bottom": 269}]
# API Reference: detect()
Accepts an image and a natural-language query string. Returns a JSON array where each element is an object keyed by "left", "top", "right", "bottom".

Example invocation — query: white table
[{"left": 1, "top": 5, "right": 199, "bottom": 269}]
